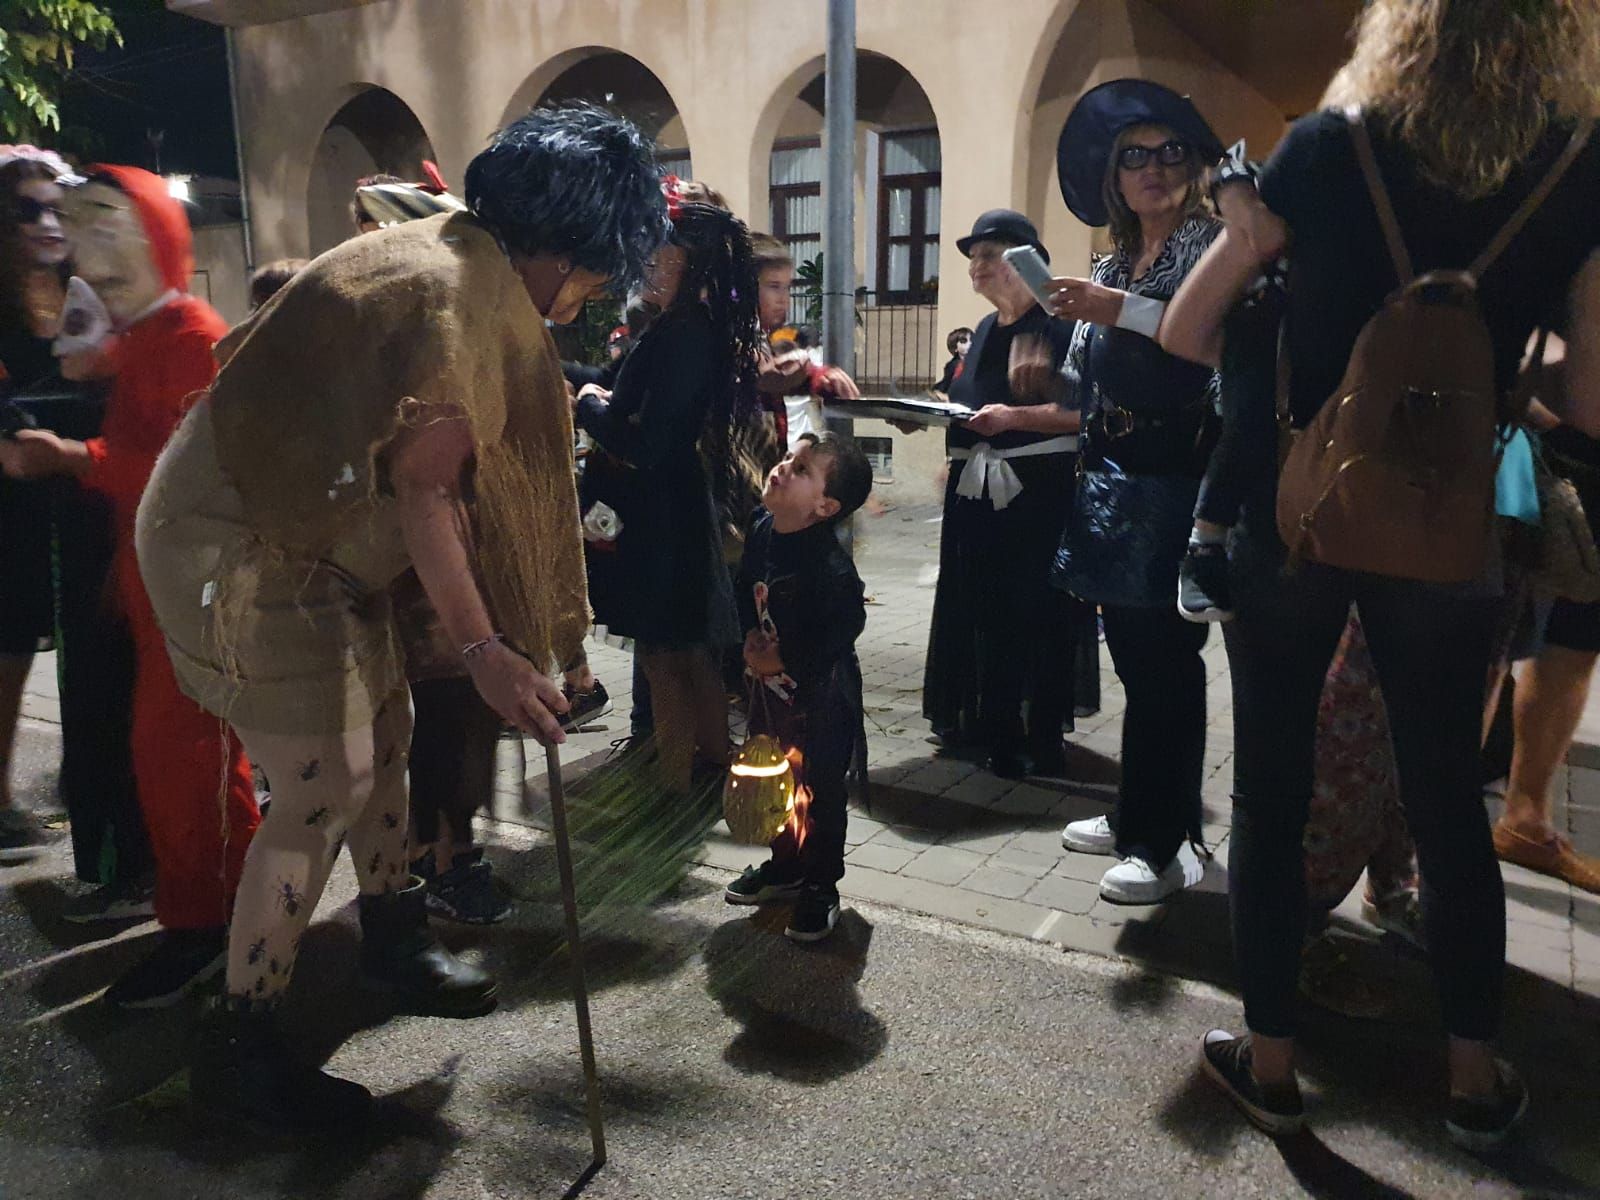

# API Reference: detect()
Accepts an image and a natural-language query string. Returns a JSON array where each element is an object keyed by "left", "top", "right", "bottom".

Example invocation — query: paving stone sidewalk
[{"left": 21, "top": 505, "right": 1600, "bottom": 1009}]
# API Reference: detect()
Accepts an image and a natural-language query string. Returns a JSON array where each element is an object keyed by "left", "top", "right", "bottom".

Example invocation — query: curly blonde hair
[{"left": 1323, "top": 0, "right": 1600, "bottom": 199}]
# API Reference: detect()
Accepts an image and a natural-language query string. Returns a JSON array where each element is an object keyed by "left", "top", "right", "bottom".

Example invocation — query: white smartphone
[{"left": 1002, "top": 244, "right": 1056, "bottom": 307}]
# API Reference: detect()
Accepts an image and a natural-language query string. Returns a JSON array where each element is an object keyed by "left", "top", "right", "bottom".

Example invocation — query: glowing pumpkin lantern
[{"left": 723, "top": 734, "right": 797, "bottom": 844}]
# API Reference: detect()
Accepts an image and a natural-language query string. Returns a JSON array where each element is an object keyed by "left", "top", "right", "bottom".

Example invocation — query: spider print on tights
[
  {"left": 253, "top": 976, "right": 266, "bottom": 994},
  {"left": 382, "top": 744, "right": 396, "bottom": 769},
  {"left": 368, "top": 850, "right": 383, "bottom": 877},
  {"left": 381, "top": 811, "right": 399, "bottom": 831},
  {"left": 304, "top": 805, "right": 330, "bottom": 828},
  {"left": 246, "top": 937, "right": 266, "bottom": 966},
  {"left": 296, "top": 759, "right": 321, "bottom": 782},
  {"left": 276, "top": 879, "right": 305, "bottom": 917},
  {"left": 269, "top": 957, "right": 281, "bottom": 976}
]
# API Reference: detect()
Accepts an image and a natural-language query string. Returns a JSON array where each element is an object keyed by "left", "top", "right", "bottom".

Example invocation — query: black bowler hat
[
  {"left": 956, "top": 208, "right": 1050, "bottom": 264},
  {"left": 1057, "top": 79, "right": 1224, "bottom": 227}
]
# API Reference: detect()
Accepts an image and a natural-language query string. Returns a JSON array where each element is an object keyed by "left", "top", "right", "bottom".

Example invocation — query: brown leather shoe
[{"left": 1493, "top": 820, "right": 1600, "bottom": 894}]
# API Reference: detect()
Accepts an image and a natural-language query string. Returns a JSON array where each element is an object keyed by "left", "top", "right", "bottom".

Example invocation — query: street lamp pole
[{"left": 821, "top": 0, "right": 856, "bottom": 395}]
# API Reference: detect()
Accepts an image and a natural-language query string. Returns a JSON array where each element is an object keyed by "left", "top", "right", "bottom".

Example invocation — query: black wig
[
  {"left": 661, "top": 199, "right": 763, "bottom": 506},
  {"left": 465, "top": 103, "right": 670, "bottom": 294}
]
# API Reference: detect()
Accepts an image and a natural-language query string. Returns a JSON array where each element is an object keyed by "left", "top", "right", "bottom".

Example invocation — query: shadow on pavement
[{"left": 704, "top": 905, "right": 887, "bottom": 1084}]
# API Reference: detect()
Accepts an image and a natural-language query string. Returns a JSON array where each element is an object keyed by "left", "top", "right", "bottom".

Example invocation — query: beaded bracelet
[{"left": 461, "top": 633, "right": 505, "bottom": 661}]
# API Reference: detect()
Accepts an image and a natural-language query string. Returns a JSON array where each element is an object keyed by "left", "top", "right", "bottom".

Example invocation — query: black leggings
[
  {"left": 408, "top": 676, "right": 500, "bottom": 848},
  {"left": 1223, "top": 550, "right": 1504, "bottom": 1040},
  {"left": 1101, "top": 604, "right": 1208, "bottom": 869}
]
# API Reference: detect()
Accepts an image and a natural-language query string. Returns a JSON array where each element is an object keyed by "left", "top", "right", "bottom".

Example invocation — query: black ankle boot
[
  {"left": 358, "top": 878, "right": 498, "bottom": 1017},
  {"left": 190, "top": 999, "right": 372, "bottom": 1133}
]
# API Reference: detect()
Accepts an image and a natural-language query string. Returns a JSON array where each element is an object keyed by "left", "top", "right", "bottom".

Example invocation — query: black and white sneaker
[
  {"left": 784, "top": 885, "right": 841, "bottom": 943},
  {"left": 0, "top": 806, "right": 49, "bottom": 863},
  {"left": 561, "top": 681, "right": 612, "bottom": 731},
  {"left": 1445, "top": 1060, "right": 1528, "bottom": 1152},
  {"left": 425, "top": 848, "right": 512, "bottom": 925},
  {"left": 105, "top": 927, "right": 227, "bottom": 1009},
  {"left": 61, "top": 881, "right": 156, "bottom": 925},
  {"left": 1200, "top": 1029, "right": 1305, "bottom": 1136},
  {"left": 1177, "top": 542, "right": 1234, "bottom": 623},
  {"left": 724, "top": 860, "right": 804, "bottom": 906}
]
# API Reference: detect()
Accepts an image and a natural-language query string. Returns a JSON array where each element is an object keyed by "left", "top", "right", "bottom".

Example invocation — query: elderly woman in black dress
[{"left": 922, "top": 210, "right": 1080, "bottom": 780}]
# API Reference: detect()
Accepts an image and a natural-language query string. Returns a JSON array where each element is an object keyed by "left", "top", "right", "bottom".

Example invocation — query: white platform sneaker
[
  {"left": 1062, "top": 814, "right": 1116, "bottom": 855},
  {"left": 1098, "top": 842, "right": 1205, "bottom": 905}
]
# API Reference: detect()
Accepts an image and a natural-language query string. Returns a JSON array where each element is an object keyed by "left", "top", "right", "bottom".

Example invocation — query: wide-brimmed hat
[
  {"left": 1057, "top": 79, "right": 1224, "bottom": 227},
  {"left": 956, "top": 208, "right": 1050, "bottom": 264}
]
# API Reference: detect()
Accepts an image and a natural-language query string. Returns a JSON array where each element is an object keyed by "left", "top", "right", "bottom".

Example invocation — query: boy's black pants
[{"left": 757, "top": 657, "right": 861, "bottom": 889}]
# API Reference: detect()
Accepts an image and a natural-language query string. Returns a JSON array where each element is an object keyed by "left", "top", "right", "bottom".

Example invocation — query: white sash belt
[{"left": 949, "top": 435, "right": 1077, "bottom": 511}]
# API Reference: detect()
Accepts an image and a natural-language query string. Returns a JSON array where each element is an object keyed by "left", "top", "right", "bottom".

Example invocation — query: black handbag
[{"left": 1052, "top": 463, "right": 1198, "bottom": 608}]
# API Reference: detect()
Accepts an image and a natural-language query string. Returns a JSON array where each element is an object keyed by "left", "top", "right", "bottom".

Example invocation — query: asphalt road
[{"left": 2, "top": 721, "right": 1597, "bottom": 1200}]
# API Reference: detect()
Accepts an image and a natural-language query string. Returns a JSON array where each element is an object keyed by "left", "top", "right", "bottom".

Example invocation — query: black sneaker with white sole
[
  {"left": 61, "top": 881, "right": 156, "bottom": 925},
  {"left": 784, "top": 884, "right": 841, "bottom": 943},
  {"left": 724, "top": 860, "right": 804, "bottom": 906},
  {"left": 1200, "top": 1029, "right": 1305, "bottom": 1136},
  {"left": 425, "top": 848, "right": 512, "bottom": 925},
  {"left": 561, "top": 681, "right": 612, "bottom": 730},
  {"left": 1177, "top": 542, "right": 1234, "bottom": 623},
  {"left": 1445, "top": 1060, "right": 1528, "bottom": 1151},
  {"left": 105, "top": 927, "right": 227, "bottom": 1009}
]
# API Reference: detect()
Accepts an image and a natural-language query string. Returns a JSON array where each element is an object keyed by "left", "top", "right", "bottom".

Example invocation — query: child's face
[
  {"left": 763, "top": 441, "right": 840, "bottom": 529},
  {"left": 758, "top": 264, "right": 793, "bottom": 333}
]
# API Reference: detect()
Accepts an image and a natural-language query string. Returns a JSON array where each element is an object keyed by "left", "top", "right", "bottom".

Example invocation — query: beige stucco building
[{"left": 172, "top": 0, "right": 1359, "bottom": 497}]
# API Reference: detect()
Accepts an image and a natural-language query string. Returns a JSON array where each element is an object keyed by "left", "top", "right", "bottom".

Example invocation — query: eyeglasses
[
  {"left": 1116, "top": 141, "right": 1191, "bottom": 171},
  {"left": 15, "top": 196, "right": 66, "bottom": 224}
]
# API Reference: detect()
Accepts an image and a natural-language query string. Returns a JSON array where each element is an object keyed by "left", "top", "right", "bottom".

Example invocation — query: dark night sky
[{"left": 54, "top": 1, "right": 237, "bottom": 179}]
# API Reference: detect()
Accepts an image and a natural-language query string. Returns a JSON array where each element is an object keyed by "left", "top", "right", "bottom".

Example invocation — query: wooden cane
[{"left": 521, "top": 736, "right": 607, "bottom": 1168}]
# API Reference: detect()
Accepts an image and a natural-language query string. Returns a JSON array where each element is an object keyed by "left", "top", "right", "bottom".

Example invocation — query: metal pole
[
  {"left": 823, "top": 0, "right": 857, "bottom": 552},
  {"left": 524, "top": 739, "right": 607, "bottom": 1170},
  {"left": 821, "top": 0, "right": 856, "bottom": 382},
  {"left": 224, "top": 28, "right": 255, "bottom": 272}
]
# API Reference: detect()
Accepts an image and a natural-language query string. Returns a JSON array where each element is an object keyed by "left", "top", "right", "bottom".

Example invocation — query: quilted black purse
[{"left": 1052, "top": 464, "right": 1198, "bottom": 608}]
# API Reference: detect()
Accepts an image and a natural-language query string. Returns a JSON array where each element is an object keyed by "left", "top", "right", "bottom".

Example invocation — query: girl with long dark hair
[{"left": 576, "top": 179, "right": 761, "bottom": 791}]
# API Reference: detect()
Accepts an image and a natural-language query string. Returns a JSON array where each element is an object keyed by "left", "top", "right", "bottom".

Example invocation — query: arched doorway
[
  {"left": 305, "top": 87, "right": 436, "bottom": 255},
  {"left": 504, "top": 50, "right": 692, "bottom": 179}
]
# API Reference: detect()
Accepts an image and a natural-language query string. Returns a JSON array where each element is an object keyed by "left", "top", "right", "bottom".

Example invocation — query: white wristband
[{"left": 1115, "top": 293, "right": 1167, "bottom": 340}]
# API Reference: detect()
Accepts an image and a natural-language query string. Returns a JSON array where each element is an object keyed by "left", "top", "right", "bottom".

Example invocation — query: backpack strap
[
  {"left": 1470, "top": 120, "right": 1596, "bottom": 279},
  {"left": 1345, "top": 107, "right": 1414, "bottom": 286}
]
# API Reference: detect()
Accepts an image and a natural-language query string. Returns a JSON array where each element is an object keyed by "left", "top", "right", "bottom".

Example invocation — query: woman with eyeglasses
[
  {"left": 0, "top": 149, "right": 149, "bottom": 899},
  {"left": 1044, "top": 81, "right": 1224, "bottom": 905}
]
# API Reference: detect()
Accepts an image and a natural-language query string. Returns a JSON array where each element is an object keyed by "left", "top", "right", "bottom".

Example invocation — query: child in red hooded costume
[{"left": 0, "top": 166, "right": 259, "bottom": 1007}]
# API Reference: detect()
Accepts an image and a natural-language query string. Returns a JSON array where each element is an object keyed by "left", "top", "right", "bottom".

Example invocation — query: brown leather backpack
[{"left": 1277, "top": 109, "right": 1594, "bottom": 583}]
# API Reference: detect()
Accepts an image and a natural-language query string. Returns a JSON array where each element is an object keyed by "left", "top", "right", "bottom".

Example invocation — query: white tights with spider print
[{"left": 223, "top": 688, "right": 413, "bottom": 1004}]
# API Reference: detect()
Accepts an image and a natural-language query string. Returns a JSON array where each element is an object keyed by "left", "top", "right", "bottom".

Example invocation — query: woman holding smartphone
[{"left": 1045, "top": 81, "right": 1223, "bottom": 904}]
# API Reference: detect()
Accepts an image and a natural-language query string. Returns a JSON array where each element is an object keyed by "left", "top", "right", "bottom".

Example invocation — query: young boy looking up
[{"left": 725, "top": 432, "right": 872, "bottom": 942}]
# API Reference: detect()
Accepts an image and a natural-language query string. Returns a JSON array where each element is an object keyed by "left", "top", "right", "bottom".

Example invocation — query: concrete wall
[{"left": 190, "top": 223, "right": 251, "bottom": 327}]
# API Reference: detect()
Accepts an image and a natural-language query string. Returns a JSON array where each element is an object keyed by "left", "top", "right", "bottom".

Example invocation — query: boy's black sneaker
[
  {"left": 1177, "top": 542, "right": 1235, "bottom": 623},
  {"left": 0, "top": 806, "right": 48, "bottom": 863},
  {"left": 724, "top": 861, "right": 804, "bottom": 906},
  {"left": 106, "top": 927, "right": 227, "bottom": 1009},
  {"left": 1445, "top": 1060, "right": 1528, "bottom": 1151},
  {"left": 784, "top": 884, "right": 841, "bottom": 943},
  {"left": 1200, "top": 1030, "right": 1305, "bottom": 1136},
  {"left": 425, "top": 848, "right": 511, "bottom": 925}
]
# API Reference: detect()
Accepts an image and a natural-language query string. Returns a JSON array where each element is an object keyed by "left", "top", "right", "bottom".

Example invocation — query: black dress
[
  {"left": 576, "top": 304, "right": 738, "bottom": 649},
  {"left": 0, "top": 326, "right": 148, "bottom": 886},
  {"left": 922, "top": 304, "right": 1084, "bottom": 765}
]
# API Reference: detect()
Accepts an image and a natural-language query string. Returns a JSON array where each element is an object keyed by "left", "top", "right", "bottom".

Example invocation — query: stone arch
[
  {"left": 304, "top": 85, "right": 436, "bottom": 256},
  {"left": 499, "top": 48, "right": 695, "bottom": 171}
]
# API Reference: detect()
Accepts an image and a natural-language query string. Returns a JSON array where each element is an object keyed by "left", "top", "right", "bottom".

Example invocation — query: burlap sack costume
[{"left": 136, "top": 213, "right": 588, "bottom": 736}]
